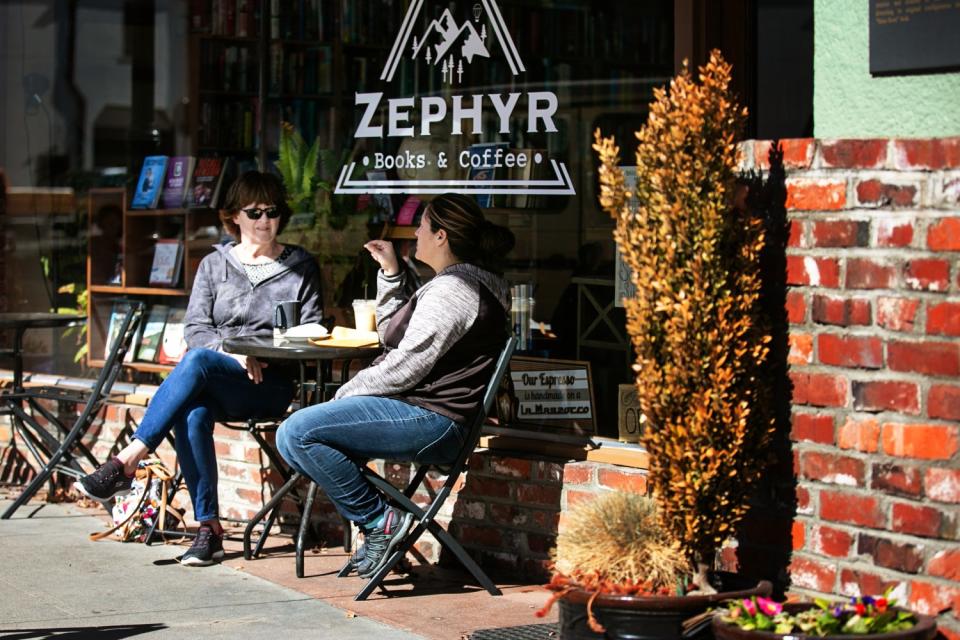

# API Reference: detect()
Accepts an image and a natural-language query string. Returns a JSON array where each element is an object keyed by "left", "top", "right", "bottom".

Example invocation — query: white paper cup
[{"left": 352, "top": 299, "right": 377, "bottom": 332}]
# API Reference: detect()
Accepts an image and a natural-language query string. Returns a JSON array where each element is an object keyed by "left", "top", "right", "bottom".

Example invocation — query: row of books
[
  {"left": 197, "top": 98, "right": 257, "bottom": 151},
  {"left": 105, "top": 304, "right": 187, "bottom": 365},
  {"left": 199, "top": 41, "right": 258, "bottom": 94},
  {"left": 190, "top": 0, "right": 259, "bottom": 38},
  {"left": 339, "top": 0, "right": 397, "bottom": 46},
  {"left": 501, "top": 4, "right": 671, "bottom": 65},
  {"left": 190, "top": 0, "right": 332, "bottom": 42},
  {"left": 270, "top": 0, "right": 329, "bottom": 42},
  {"left": 268, "top": 43, "right": 333, "bottom": 96},
  {"left": 131, "top": 156, "right": 233, "bottom": 210},
  {"left": 467, "top": 144, "right": 552, "bottom": 210}
]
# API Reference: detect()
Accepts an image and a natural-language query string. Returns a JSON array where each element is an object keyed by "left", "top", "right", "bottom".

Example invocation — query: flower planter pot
[
  {"left": 711, "top": 603, "right": 937, "bottom": 640},
  {"left": 557, "top": 574, "right": 772, "bottom": 640}
]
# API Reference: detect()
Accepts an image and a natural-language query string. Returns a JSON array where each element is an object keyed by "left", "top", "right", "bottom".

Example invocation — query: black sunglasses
[{"left": 241, "top": 206, "right": 281, "bottom": 220}]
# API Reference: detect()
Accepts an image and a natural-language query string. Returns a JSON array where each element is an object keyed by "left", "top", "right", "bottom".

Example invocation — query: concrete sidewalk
[
  {"left": 0, "top": 496, "right": 559, "bottom": 639},
  {"left": 0, "top": 499, "right": 425, "bottom": 639}
]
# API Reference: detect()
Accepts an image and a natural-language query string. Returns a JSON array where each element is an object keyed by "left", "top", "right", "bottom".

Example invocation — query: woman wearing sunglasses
[{"left": 75, "top": 170, "right": 323, "bottom": 566}]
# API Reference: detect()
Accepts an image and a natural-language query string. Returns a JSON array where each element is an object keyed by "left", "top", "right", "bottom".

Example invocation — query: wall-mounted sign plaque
[
  {"left": 870, "top": 0, "right": 960, "bottom": 74},
  {"left": 504, "top": 356, "right": 596, "bottom": 439}
]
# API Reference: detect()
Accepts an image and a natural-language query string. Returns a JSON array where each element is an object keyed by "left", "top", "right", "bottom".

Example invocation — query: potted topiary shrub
[{"left": 538, "top": 50, "right": 776, "bottom": 639}]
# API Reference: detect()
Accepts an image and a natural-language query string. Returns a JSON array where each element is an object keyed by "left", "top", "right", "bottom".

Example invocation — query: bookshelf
[
  {"left": 86, "top": 188, "right": 220, "bottom": 372},
  {"left": 187, "top": 0, "right": 398, "bottom": 162}
]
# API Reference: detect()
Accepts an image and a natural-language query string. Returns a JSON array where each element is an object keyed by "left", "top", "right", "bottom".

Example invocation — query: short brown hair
[{"left": 219, "top": 170, "right": 292, "bottom": 239}]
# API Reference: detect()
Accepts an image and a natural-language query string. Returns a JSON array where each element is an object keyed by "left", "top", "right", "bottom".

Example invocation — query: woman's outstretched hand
[{"left": 364, "top": 240, "right": 400, "bottom": 276}]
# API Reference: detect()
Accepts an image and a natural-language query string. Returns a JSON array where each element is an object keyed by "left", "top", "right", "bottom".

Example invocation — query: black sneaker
[
  {"left": 178, "top": 524, "right": 224, "bottom": 567},
  {"left": 73, "top": 458, "right": 133, "bottom": 502},
  {"left": 356, "top": 506, "right": 413, "bottom": 579}
]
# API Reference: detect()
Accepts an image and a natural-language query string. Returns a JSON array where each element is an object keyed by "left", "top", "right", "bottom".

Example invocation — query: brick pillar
[{"left": 735, "top": 137, "right": 960, "bottom": 637}]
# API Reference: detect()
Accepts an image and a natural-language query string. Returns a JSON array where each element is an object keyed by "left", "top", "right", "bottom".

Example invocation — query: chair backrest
[
  {"left": 89, "top": 300, "right": 144, "bottom": 406},
  {"left": 446, "top": 336, "right": 516, "bottom": 471}
]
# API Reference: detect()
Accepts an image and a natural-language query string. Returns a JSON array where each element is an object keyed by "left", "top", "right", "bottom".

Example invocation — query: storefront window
[
  {"left": 2, "top": 0, "right": 674, "bottom": 438},
  {"left": 334, "top": 1, "right": 673, "bottom": 437}
]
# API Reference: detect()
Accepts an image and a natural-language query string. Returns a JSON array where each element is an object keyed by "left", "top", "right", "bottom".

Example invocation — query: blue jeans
[
  {"left": 134, "top": 348, "right": 295, "bottom": 522},
  {"left": 276, "top": 396, "right": 464, "bottom": 526}
]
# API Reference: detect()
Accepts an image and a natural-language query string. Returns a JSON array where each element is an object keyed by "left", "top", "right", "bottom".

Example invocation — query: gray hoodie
[
  {"left": 336, "top": 263, "right": 510, "bottom": 425},
  {"left": 184, "top": 242, "right": 323, "bottom": 351}
]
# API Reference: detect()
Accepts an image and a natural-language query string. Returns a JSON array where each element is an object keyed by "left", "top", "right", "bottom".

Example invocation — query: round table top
[
  {"left": 0, "top": 312, "right": 86, "bottom": 330},
  {"left": 222, "top": 335, "right": 382, "bottom": 361}
]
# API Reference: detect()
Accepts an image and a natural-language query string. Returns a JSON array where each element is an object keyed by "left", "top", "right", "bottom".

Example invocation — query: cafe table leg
[{"left": 296, "top": 481, "right": 319, "bottom": 578}]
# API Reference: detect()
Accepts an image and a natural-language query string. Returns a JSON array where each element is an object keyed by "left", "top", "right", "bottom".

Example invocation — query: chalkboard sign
[
  {"left": 506, "top": 356, "right": 596, "bottom": 438},
  {"left": 870, "top": 0, "right": 960, "bottom": 74}
]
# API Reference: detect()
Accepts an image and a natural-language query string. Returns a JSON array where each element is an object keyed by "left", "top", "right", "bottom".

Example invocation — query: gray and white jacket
[
  {"left": 336, "top": 263, "right": 510, "bottom": 425},
  {"left": 183, "top": 242, "right": 323, "bottom": 352}
]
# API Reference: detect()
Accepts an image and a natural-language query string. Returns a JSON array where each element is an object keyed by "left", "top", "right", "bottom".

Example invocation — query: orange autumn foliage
[{"left": 593, "top": 50, "right": 775, "bottom": 568}]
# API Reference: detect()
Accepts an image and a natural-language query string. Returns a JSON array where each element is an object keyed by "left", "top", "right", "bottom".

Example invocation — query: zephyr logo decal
[{"left": 334, "top": 0, "right": 575, "bottom": 197}]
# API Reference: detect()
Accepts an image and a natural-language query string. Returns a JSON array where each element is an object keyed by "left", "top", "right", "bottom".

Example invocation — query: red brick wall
[{"left": 744, "top": 137, "right": 959, "bottom": 637}]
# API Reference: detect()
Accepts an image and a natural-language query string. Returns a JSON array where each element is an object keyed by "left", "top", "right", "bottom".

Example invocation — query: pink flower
[
  {"left": 742, "top": 599, "right": 757, "bottom": 617},
  {"left": 757, "top": 597, "right": 783, "bottom": 616}
]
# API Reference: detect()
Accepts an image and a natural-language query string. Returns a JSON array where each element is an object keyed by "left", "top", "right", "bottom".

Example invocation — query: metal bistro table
[
  {"left": 222, "top": 334, "right": 381, "bottom": 570},
  {"left": 0, "top": 313, "right": 86, "bottom": 393}
]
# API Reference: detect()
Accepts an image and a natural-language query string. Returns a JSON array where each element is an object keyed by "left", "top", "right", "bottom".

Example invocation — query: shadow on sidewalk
[{"left": 1, "top": 623, "right": 166, "bottom": 639}]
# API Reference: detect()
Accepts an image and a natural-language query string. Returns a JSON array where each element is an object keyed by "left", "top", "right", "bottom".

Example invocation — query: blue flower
[{"left": 862, "top": 595, "right": 875, "bottom": 606}]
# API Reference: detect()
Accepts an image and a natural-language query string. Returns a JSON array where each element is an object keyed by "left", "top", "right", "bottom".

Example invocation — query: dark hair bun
[{"left": 480, "top": 221, "right": 515, "bottom": 260}]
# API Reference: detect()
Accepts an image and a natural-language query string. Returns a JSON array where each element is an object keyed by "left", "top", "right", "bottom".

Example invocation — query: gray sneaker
[{"left": 356, "top": 506, "right": 413, "bottom": 579}]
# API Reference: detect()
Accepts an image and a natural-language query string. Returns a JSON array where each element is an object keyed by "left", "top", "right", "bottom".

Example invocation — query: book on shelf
[
  {"left": 148, "top": 239, "right": 184, "bottom": 287},
  {"left": 136, "top": 304, "right": 169, "bottom": 363},
  {"left": 157, "top": 307, "right": 188, "bottom": 365},
  {"left": 186, "top": 157, "right": 232, "bottom": 209},
  {"left": 130, "top": 156, "right": 168, "bottom": 209},
  {"left": 103, "top": 302, "right": 142, "bottom": 363},
  {"left": 365, "top": 171, "right": 394, "bottom": 223},
  {"left": 394, "top": 196, "right": 421, "bottom": 226},
  {"left": 161, "top": 156, "right": 195, "bottom": 209},
  {"left": 467, "top": 142, "right": 509, "bottom": 208},
  {"left": 508, "top": 148, "right": 547, "bottom": 209}
]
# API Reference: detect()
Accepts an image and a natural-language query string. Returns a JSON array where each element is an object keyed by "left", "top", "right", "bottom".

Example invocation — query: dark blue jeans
[
  {"left": 276, "top": 396, "right": 464, "bottom": 526},
  {"left": 133, "top": 348, "right": 295, "bottom": 521}
]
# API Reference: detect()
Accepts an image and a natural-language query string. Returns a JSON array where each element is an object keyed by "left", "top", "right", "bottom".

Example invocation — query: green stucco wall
[{"left": 815, "top": 0, "right": 960, "bottom": 138}]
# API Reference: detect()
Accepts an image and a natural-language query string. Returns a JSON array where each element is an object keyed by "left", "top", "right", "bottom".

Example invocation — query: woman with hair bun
[{"left": 277, "top": 192, "right": 514, "bottom": 580}]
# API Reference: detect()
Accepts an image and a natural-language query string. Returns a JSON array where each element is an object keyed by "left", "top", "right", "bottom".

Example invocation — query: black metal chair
[
  {"left": 1, "top": 300, "right": 145, "bottom": 519},
  {"left": 334, "top": 336, "right": 517, "bottom": 600}
]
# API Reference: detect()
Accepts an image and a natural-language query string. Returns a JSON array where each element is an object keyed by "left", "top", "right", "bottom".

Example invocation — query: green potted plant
[
  {"left": 539, "top": 50, "right": 775, "bottom": 639},
  {"left": 274, "top": 121, "right": 322, "bottom": 215},
  {"left": 274, "top": 122, "right": 373, "bottom": 227}
]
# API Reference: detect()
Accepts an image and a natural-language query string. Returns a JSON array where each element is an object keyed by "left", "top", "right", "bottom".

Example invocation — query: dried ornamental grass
[
  {"left": 554, "top": 490, "right": 689, "bottom": 588},
  {"left": 593, "top": 50, "right": 775, "bottom": 579},
  {"left": 538, "top": 491, "right": 690, "bottom": 631}
]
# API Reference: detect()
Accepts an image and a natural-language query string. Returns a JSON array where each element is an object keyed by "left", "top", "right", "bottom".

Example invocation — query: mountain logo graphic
[
  {"left": 410, "top": 9, "right": 490, "bottom": 84},
  {"left": 382, "top": 0, "right": 525, "bottom": 84}
]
